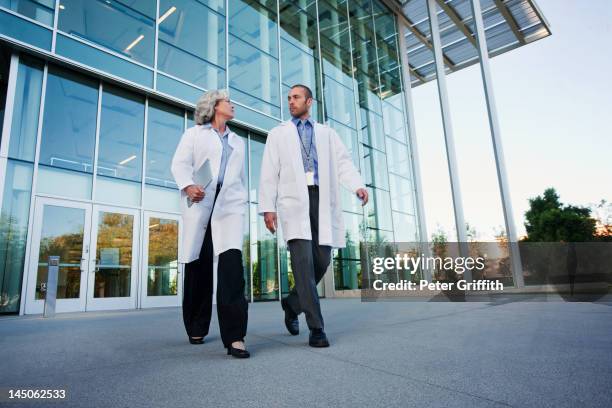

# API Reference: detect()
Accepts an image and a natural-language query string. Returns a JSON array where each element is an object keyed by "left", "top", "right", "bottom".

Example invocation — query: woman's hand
[{"left": 184, "top": 185, "right": 205, "bottom": 203}]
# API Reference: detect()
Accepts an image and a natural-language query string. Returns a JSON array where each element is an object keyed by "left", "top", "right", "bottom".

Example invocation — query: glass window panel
[
  {"left": 389, "top": 173, "right": 415, "bottom": 215},
  {"left": 145, "top": 100, "right": 183, "bottom": 189},
  {"left": 156, "top": 73, "right": 203, "bottom": 105},
  {"left": 280, "top": 38, "right": 319, "bottom": 96},
  {"left": 58, "top": 0, "right": 155, "bottom": 66},
  {"left": 363, "top": 145, "right": 389, "bottom": 190},
  {"left": 0, "top": 0, "right": 55, "bottom": 25},
  {"left": 359, "top": 109, "right": 385, "bottom": 151},
  {"left": 37, "top": 166, "right": 92, "bottom": 199},
  {"left": 95, "top": 177, "right": 141, "bottom": 207},
  {"left": 55, "top": 34, "right": 153, "bottom": 87},
  {"left": 279, "top": 0, "right": 321, "bottom": 103},
  {"left": 386, "top": 137, "right": 412, "bottom": 179},
  {"left": 336, "top": 211, "right": 362, "bottom": 260},
  {"left": 0, "top": 9, "right": 52, "bottom": 50},
  {"left": 228, "top": 35, "right": 280, "bottom": 115},
  {"left": 93, "top": 211, "right": 133, "bottom": 298},
  {"left": 248, "top": 133, "right": 265, "bottom": 202},
  {"left": 9, "top": 57, "right": 44, "bottom": 162},
  {"left": 157, "top": 0, "right": 225, "bottom": 90},
  {"left": 382, "top": 100, "right": 408, "bottom": 143},
  {"left": 333, "top": 258, "right": 361, "bottom": 290},
  {"left": 232, "top": 102, "right": 280, "bottom": 132},
  {"left": 329, "top": 119, "right": 359, "bottom": 167},
  {"left": 147, "top": 218, "right": 179, "bottom": 296},
  {"left": 393, "top": 211, "right": 418, "bottom": 243},
  {"left": 38, "top": 67, "right": 98, "bottom": 199},
  {"left": 0, "top": 160, "right": 34, "bottom": 313},
  {"left": 367, "top": 187, "right": 393, "bottom": 231},
  {"left": 323, "top": 77, "right": 356, "bottom": 127},
  {"left": 228, "top": 0, "right": 278, "bottom": 57},
  {"left": 318, "top": 0, "right": 353, "bottom": 89},
  {"left": 250, "top": 203, "right": 278, "bottom": 300},
  {"left": 35, "top": 205, "right": 85, "bottom": 299},
  {"left": 97, "top": 85, "right": 145, "bottom": 182},
  {"left": 143, "top": 184, "right": 180, "bottom": 213}
]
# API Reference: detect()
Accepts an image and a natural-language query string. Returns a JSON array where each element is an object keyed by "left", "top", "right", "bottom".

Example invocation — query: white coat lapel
[
  {"left": 313, "top": 122, "right": 329, "bottom": 187},
  {"left": 196, "top": 126, "right": 222, "bottom": 184},
  {"left": 283, "top": 120, "right": 307, "bottom": 186}
]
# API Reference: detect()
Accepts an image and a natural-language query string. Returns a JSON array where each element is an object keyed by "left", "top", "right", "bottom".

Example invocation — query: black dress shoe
[
  {"left": 309, "top": 329, "right": 330, "bottom": 347},
  {"left": 227, "top": 346, "right": 250, "bottom": 358},
  {"left": 188, "top": 337, "right": 204, "bottom": 345},
  {"left": 281, "top": 298, "right": 299, "bottom": 336}
]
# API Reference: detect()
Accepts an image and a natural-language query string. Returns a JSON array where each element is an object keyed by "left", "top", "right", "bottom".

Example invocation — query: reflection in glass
[
  {"left": 0, "top": 160, "right": 34, "bottom": 312},
  {"left": 334, "top": 258, "right": 361, "bottom": 290},
  {"left": 228, "top": 0, "right": 280, "bottom": 116},
  {"left": 93, "top": 211, "right": 133, "bottom": 298},
  {"left": 279, "top": 0, "right": 321, "bottom": 121},
  {"left": 96, "top": 85, "right": 144, "bottom": 205},
  {"left": 386, "top": 138, "right": 412, "bottom": 179},
  {"left": 248, "top": 134, "right": 265, "bottom": 202},
  {"left": 147, "top": 218, "right": 178, "bottom": 296},
  {"left": 250, "top": 204, "right": 278, "bottom": 300},
  {"left": 38, "top": 67, "right": 98, "bottom": 199},
  {"left": 158, "top": 0, "right": 225, "bottom": 90},
  {"left": 229, "top": 0, "right": 278, "bottom": 55},
  {"left": 367, "top": 187, "right": 393, "bottom": 231},
  {"left": 145, "top": 100, "right": 184, "bottom": 189},
  {"left": 0, "top": 0, "right": 55, "bottom": 25},
  {"left": 35, "top": 205, "right": 85, "bottom": 299},
  {"left": 9, "top": 57, "right": 44, "bottom": 162},
  {"left": 363, "top": 146, "right": 389, "bottom": 191},
  {"left": 58, "top": 0, "right": 155, "bottom": 66}
]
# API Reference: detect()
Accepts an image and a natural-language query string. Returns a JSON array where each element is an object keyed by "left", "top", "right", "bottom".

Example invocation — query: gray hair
[{"left": 194, "top": 89, "right": 230, "bottom": 125}]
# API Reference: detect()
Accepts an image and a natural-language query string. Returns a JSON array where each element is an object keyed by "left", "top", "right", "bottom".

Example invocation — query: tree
[
  {"left": 590, "top": 199, "right": 612, "bottom": 241},
  {"left": 523, "top": 188, "right": 596, "bottom": 242}
]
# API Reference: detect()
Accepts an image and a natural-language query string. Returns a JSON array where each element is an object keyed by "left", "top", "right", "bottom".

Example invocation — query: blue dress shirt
[
  {"left": 291, "top": 116, "right": 319, "bottom": 185},
  {"left": 203, "top": 123, "right": 232, "bottom": 186}
]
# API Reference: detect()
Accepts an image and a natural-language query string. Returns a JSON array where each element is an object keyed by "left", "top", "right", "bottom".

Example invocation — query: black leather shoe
[
  {"left": 188, "top": 337, "right": 204, "bottom": 345},
  {"left": 309, "top": 329, "right": 329, "bottom": 347},
  {"left": 281, "top": 298, "right": 299, "bottom": 335},
  {"left": 227, "top": 346, "right": 250, "bottom": 358}
]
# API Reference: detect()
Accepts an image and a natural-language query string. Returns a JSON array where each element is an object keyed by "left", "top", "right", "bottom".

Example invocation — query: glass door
[
  {"left": 140, "top": 212, "right": 181, "bottom": 308},
  {"left": 25, "top": 197, "right": 91, "bottom": 314},
  {"left": 85, "top": 205, "right": 139, "bottom": 311}
]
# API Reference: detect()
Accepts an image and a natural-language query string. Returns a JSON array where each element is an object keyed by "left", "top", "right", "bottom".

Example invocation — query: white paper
[{"left": 187, "top": 159, "right": 213, "bottom": 207}]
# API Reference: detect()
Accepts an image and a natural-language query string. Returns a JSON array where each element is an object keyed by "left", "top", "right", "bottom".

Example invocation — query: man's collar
[{"left": 291, "top": 115, "right": 314, "bottom": 127}]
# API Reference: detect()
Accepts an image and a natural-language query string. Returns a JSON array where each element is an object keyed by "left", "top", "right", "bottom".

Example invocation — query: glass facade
[{"left": 0, "top": 0, "right": 426, "bottom": 314}]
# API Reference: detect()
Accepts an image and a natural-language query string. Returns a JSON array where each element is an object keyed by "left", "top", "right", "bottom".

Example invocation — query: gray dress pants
[{"left": 285, "top": 185, "right": 332, "bottom": 330}]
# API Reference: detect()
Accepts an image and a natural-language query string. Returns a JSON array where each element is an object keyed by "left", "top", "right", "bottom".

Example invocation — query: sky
[{"left": 410, "top": 0, "right": 612, "bottom": 241}]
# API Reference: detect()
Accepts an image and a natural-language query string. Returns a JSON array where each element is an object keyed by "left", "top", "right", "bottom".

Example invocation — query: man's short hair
[{"left": 290, "top": 84, "right": 313, "bottom": 100}]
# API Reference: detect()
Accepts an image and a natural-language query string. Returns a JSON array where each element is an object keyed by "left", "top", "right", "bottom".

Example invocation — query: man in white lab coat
[{"left": 258, "top": 84, "right": 368, "bottom": 347}]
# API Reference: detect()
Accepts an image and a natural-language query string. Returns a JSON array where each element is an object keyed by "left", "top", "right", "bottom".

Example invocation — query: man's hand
[
  {"left": 356, "top": 188, "right": 369, "bottom": 206},
  {"left": 264, "top": 212, "right": 277, "bottom": 234},
  {"left": 184, "top": 184, "right": 205, "bottom": 203}
]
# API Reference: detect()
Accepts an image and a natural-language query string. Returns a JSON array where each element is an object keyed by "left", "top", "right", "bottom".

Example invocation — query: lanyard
[{"left": 297, "top": 121, "right": 314, "bottom": 170}]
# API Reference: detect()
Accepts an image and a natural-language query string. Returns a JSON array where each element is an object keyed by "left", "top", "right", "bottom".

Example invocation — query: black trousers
[
  {"left": 182, "top": 185, "right": 248, "bottom": 348},
  {"left": 285, "top": 186, "right": 332, "bottom": 330}
]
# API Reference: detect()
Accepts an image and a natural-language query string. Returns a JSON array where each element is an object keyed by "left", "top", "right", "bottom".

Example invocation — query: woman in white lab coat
[{"left": 171, "top": 89, "right": 249, "bottom": 358}]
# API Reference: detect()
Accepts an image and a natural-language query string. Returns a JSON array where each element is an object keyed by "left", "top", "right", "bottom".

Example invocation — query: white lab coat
[
  {"left": 258, "top": 120, "right": 365, "bottom": 248},
  {"left": 171, "top": 125, "right": 247, "bottom": 264}
]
